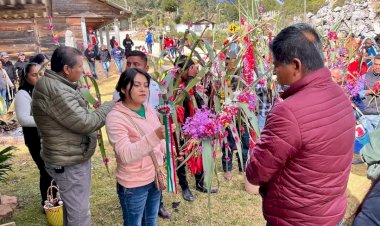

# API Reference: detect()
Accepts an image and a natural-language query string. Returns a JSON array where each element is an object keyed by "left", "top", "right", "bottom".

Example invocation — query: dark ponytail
[{"left": 19, "top": 63, "right": 38, "bottom": 88}]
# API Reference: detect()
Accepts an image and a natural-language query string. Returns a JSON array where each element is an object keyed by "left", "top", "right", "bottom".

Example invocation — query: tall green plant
[{"left": 0, "top": 146, "right": 16, "bottom": 182}]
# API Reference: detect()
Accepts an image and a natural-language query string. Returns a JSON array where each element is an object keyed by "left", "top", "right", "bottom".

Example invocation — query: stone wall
[{"left": 305, "top": 1, "right": 380, "bottom": 38}]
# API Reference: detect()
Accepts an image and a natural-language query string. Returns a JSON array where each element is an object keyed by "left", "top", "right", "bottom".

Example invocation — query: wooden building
[
  {"left": 0, "top": 0, "right": 131, "bottom": 59},
  {"left": 191, "top": 19, "right": 215, "bottom": 35}
]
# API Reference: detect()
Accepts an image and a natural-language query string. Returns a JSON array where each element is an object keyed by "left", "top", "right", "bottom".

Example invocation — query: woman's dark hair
[
  {"left": 115, "top": 68, "right": 151, "bottom": 101},
  {"left": 30, "top": 53, "right": 49, "bottom": 65},
  {"left": 50, "top": 46, "right": 83, "bottom": 73},
  {"left": 19, "top": 63, "right": 38, "bottom": 87}
]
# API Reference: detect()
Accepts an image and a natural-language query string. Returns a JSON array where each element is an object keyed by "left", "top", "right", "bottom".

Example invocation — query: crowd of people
[{"left": 2, "top": 22, "right": 380, "bottom": 226}]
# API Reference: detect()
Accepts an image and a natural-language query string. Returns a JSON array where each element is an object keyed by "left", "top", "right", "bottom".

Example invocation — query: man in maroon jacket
[{"left": 246, "top": 23, "right": 356, "bottom": 226}]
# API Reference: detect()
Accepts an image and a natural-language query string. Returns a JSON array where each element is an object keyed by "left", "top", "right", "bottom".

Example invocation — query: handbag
[{"left": 123, "top": 111, "right": 167, "bottom": 191}]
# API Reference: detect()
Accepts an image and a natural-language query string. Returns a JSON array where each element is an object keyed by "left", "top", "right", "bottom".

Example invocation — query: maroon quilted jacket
[{"left": 246, "top": 67, "right": 355, "bottom": 226}]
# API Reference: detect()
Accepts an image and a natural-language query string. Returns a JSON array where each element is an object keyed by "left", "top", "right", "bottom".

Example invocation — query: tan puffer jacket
[{"left": 32, "top": 69, "right": 114, "bottom": 166}]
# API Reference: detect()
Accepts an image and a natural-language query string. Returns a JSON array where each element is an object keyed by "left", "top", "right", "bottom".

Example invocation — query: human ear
[
  {"left": 63, "top": 65, "right": 70, "bottom": 76},
  {"left": 292, "top": 58, "right": 302, "bottom": 76}
]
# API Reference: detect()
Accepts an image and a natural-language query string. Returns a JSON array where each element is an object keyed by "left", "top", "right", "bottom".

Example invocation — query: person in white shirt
[
  {"left": 14, "top": 63, "right": 54, "bottom": 209},
  {"left": 113, "top": 51, "right": 160, "bottom": 110}
]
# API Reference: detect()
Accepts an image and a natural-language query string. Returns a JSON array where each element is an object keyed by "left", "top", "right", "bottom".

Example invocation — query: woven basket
[{"left": 44, "top": 181, "right": 63, "bottom": 226}]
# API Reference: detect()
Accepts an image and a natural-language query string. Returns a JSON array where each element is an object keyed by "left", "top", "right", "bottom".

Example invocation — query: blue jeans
[
  {"left": 0, "top": 89, "right": 6, "bottom": 103},
  {"left": 89, "top": 61, "right": 98, "bottom": 79},
  {"left": 114, "top": 59, "right": 123, "bottom": 73},
  {"left": 117, "top": 182, "right": 161, "bottom": 226},
  {"left": 101, "top": 61, "right": 110, "bottom": 77},
  {"left": 222, "top": 126, "right": 249, "bottom": 172},
  {"left": 147, "top": 43, "right": 153, "bottom": 54},
  {"left": 258, "top": 114, "right": 267, "bottom": 131}
]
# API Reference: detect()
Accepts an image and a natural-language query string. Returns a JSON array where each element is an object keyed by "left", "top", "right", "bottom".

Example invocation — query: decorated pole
[{"left": 156, "top": 102, "right": 178, "bottom": 193}]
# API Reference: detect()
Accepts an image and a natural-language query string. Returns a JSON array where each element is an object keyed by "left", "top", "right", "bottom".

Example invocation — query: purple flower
[{"left": 183, "top": 106, "right": 222, "bottom": 140}]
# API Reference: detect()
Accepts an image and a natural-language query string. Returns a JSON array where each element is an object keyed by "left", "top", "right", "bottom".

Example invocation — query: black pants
[
  {"left": 177, "top": 160, "right": 204, "bottom": 190},
  {"left": 23, "top": 128, "right": 54, "bottom": 206}
]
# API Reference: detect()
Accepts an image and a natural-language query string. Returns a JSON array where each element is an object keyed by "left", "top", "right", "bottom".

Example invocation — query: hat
[
  {"left": 18, "top": 52, "right": 25, "bottom": 56},
  {"left": 1, "top": 52, "right": 9, "bottom": 58},
  {"left": 174, "top": 55, "right": 194, "bottom": 70}
]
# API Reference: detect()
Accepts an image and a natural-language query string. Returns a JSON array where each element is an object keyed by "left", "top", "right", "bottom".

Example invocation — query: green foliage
[
  {"left": 0, "top": 146, "right": 16, "bottom": 182},
  {"left": 174, "top": 15, "right": 181, "bottom": 24},
  {"left": 161, "top": 0, "right": 177, "bottom": 12},
  {"left": 333, "top": 0, "right": 346, "bottom": 8}
]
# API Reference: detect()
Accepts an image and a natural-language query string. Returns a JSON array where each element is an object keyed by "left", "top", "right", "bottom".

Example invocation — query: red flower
[
  {"left": 347, "top": 60, "right": 368, "bottom": 80},
  {"left": 373, "top": 81, "right": 380, "bottom": 94}
]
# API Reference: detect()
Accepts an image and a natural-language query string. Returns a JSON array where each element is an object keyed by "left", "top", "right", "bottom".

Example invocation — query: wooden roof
[
  {"left": 0, "top": 0, "right": 131, "bottom": 19},
  {"left": 0, "top": 0, "right": 48, "bottom": 19},
  {"left": 193, "top": 19, "right": 215, "bottom": 25}
]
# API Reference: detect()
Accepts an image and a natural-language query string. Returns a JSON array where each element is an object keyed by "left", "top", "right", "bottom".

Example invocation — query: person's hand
[
  {"left": 155, "top": 126, "right": 165, "bottom": 140},
  {"left": 177, "top": 151, "right": 185, "bottom": 162}
]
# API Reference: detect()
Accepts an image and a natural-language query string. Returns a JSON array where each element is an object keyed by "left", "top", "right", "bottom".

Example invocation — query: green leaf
[
  {"left": 204, "top": 39, "right": 215, "bottom": 62},
  {"left": 239, "top": 103, "right": 261, "bottom": 138},
  {"left": 0, "top": 146, "right": 16, "bottom": 182}
]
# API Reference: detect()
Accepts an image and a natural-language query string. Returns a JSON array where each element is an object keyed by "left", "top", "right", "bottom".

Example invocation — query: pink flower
[
  {"left": 47, "top": 24, "right": 54, "bottom": 30},
  {"left": 96, "top": 133, "right": 102, "bottom": 138},
  {"left": 103, "top": 158, "right": 109, "bottom": 166},
  {"left": 179, "top": 83, "right": 185, "bottom": 90},
  {"left": 196, "top": 84, "right": 203, "bottom": 92},
  {"left": 212, "top": 151, "right": 217, "bottom": 159},
  {"left": 170, "top": 67, "right": 180, "bottom": 74},
  {"left": 53, "top": 37, "right": 59, "bottom": 43},
  {"left": 259, "top": 5, "right": 265, "bottom": 13},
  {"left": 237, "top": 91, "right": 256, "bottom": 111},
  {"left": 219, "top": 52, "right": 226, "bottom": 61},
  {"left": 247, "top": 25, "right": 254, "bottom": 32},
  {"left": 240, "top": 17, "right": 245, "bottom": 25},
  {"left": 225, "top": 156, "right": 231, "bottom": 161},
  {"left": 160, "top": 80, "right": 167, "bottom": 86}
]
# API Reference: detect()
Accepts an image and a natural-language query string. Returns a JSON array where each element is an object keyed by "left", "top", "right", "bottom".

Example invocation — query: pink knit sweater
[{"left": 105, "top": 102, "right": 165, "bottom": 188}]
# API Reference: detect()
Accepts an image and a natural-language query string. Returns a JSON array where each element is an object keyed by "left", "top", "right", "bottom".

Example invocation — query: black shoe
[
  {"left": 158, "top": 207, "right": 171, "bottom": 219},
  {"left": 182, "top": 188, "right": 194, "bottom": 202},
  {"left": 196, "top": 184, "right": 218, "bottom": 193}
]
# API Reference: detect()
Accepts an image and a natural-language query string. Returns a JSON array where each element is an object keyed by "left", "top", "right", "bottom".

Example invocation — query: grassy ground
[{"left": 0, "top": 61, "right": 373, "bottom": 226}]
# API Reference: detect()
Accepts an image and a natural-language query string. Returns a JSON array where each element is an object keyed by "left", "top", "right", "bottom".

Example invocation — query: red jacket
[{"left": 246, "top": 67, "right": 355, "bottom": 226}]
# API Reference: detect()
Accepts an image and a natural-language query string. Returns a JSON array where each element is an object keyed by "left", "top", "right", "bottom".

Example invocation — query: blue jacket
[
  {"left": 112, "top": 47, "right": 124, "bottom": 60},
  {"left": 146, "top": 33, "right": 153, "bottom": 44}
]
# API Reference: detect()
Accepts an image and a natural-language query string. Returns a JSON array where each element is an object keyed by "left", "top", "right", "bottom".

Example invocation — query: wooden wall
[
  {"left": 52, "top": 0, "right": 123, "bottom": 18},
  {"left": 0, "top": 18, "right": 84, "bottom": 59}
]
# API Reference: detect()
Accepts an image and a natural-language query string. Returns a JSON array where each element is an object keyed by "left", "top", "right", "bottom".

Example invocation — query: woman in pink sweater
[{"left": 106, "top": 68, "right": 165, "bottom": 226}]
